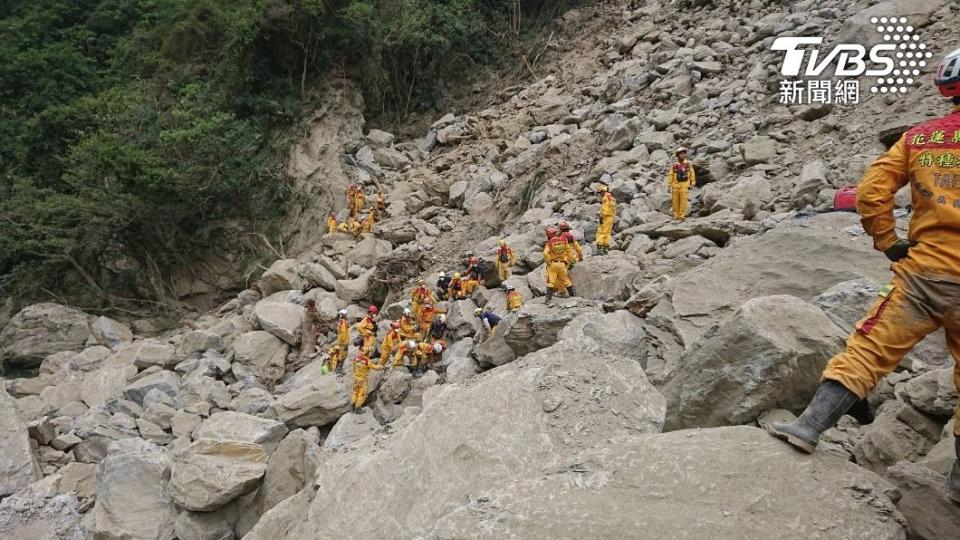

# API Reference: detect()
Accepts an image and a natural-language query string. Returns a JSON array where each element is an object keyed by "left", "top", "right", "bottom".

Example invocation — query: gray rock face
[
  {"left": 567, "top": 253, "right": 641, "bottom": 300},
  {"left": 345, "top": 235, "right": 393, "bottom": 269},
  {"left": 1, "top": 303, "right": 94, "bottom": 368},
  {"left": 885, "top": 460, "right": 960, "bottom": 540},
  {"left": 503, "top": 301, "right": 601, "bottom": 358},
  {"left": 558, "top": 310, "right": 649, "bottom": 367},
  {"left": 258, "top": 259, "right": 304, "bottom": 297},
  {"left": 334, "top": 269, "right": 375, "bottom": 303},
  {"left": 813, "top": 278, "right": 880, "bottom": 333},
  {"left": 662, "top": 295, "right": 847, "bottom": 431},
  {"left": 256, "top": 429, "right": 322, "bottom": 517},
  {"left": 0, "top": 490, "right": 86, "bottom": 540},
  {"left": 741, "top": 135, "right": 776, "bottom": 165},
  {"left": 897, "top": 368, "right": 958, "bottom": 417},
  {"left": 0, "top": 388, "right": 41, "bottom": 497},
  {"left": 853, "top": 400, "right": 940, "bottom": 475},
  {"left": 234, "top": 330, "right": 289, "bottom": 373},
  {"left": 269, "top": 376, "right": 352, "bottom": 428},
  {"left": 89, "top": 316, "right": 134, "bottom": 349},
  {"left": 81, "top": 364, "right": 138, "bottom": 408},
  {"left": 123, "top": 370, "right": 181, "bottom": 406},
  {"left": 323, "top": 409, "right": 381, "bottom": 449},
  {"left": 177, "top": 330, "right": 225, "bottom": 356},
  {"left": 91, "top": 438, "right": 177, "bottom": 540},
  {"left": 168, "top": 439, "right": 268, "bottom": 512},
  {"left": 253, "top": 301, "right": 304, "bottom": 345},
  {"left": 297, "top": 262, "right": 338, "bottom": 291},
  {"left": 194, "top": 411, "right": 289, "bottom": 454},
  {"left": 245, "top": 334, "right": 906, "bottom": 539}
]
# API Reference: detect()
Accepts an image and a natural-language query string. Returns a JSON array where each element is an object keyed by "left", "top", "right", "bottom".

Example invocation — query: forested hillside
[{"left": 0, "top": 0, "right": 584, "bottom": 310}]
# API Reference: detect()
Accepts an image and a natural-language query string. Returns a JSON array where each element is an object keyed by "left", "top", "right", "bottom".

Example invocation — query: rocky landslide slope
[{"left": 2, "top": 0, "right": 960, "bottom": 538}]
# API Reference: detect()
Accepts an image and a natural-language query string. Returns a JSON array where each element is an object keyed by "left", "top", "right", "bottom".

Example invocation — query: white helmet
[
  {"left": 407, "top": 340, "right": 416, "bottom": 349},
  {"left": 935, "top": 47, "right": 960, "bottom": 97},
  {"left": 432, "top": 343, "right": 443, "bottom": 353},
  {"left": 438, "top": 314, "right": 447, "bottom": 323},
  {"left": 439, "top": 271, "right": 446, "bottom": 278},
  {"left": 403, "top": 308, "right": 411, "bottom": 316},
  {"left": 338, "top": 309, "right": 348, "bottom": 317}
]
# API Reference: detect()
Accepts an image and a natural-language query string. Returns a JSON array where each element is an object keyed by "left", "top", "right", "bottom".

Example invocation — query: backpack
[
  {"left": 674, "top": 162, "right": 689, "bottom": 182},
  {"left": 498, "top": 248, "right": 510, "bottom": 262}
]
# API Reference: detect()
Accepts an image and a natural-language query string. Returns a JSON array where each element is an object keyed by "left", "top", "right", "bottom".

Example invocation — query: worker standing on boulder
[
  {"left": 463, "top": 256, "right": 484, "bottom": 295},
  {"left": 351, "top": 337, "right": 383, "bottom": 412},
  {"left": 418, "top": 298, "right": 438, "bottom": 337},
  {"left": 379, "top": 321, "right": 401, "bottom": 366},
  {"left": 544, "top": 227, "right": 575, "bottom": 302},
  {"left": 596, "top": 184, "right": 616, "bottom": 254},
  {"left": 347, "top": 183, "right": 359, "bottom": 218},
  {"left": 410, "top": 278, "right": 434, "bottom": 321},
  {"left": 398, "top": 307, "right": 420, "bottom": 341},
  {"left": 447, "top": 272, "right": 466, "bottom": 300},
  {"left": 327, "top": 309, "right": 351, "bottom": 373},
  {"left": 667, "top": 147, "right": 696, "bottom": 221},
  {"left": 428, "top": 313, "right": 449, "bottom": 348},
  {"left": 769, "top": 49, "right": 960, "bottom": 504},
  {"left": 495, "top": 239, "right": 516, "bottom": 282},
  {"left": 558, "top": 222, "right": 583, "bottom": 267},
  {"left": 436, "top": 271, "right": 451, "bottom": 300},
  {"left": 327, "top": 212, "right": 338, "bottom": 235},
  {"left": 358, "top": 305, "right": 378, "bottom": 350},
  {"left": 352, "top": 185, "right": 367, "bottom": 217},
  {"left": 373, "top": 190, "right": 387, "bottom": 221}
]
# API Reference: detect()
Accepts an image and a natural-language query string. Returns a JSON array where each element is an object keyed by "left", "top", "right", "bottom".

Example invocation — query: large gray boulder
[
  {"left": 662, "top": 295, "right": 847, "bottom": 431},
  {"left": 1, "top": 303, "right": 94, "bottom": 368},
  {"left": 896, "top": 368, "right": 958, "bottom": 417},
  {"left": 111, "top": 340, "right": 179, "bottom": 370},
  {"left": 853, "top": 400, "right": 940, "bottom": 475},
  {"left": 258, "top": 259, "right": 304, "bottom": 297},
  {"left": 255, "top": 429, "right": 323, "bottom": 517},
  {"left": 253, "top": 301, "right": 304, "bottom": 345},
  {"left": 345, "top": 235, "right": 393, "bottom": 269},
  {"left": 0, "top": 388, "right": 41, "bottom": 497},
  {"left": 91, "top": 438, "right": 178, "bottom": 540},
  {"left": 122, "top": 370, "right": 181, "bottom": 406},
  {"left": 234, "top": 330, "right": 289, "bottom": 374},
  {"left": 558, "top": 310, "right": 649, "bottom": 367},
  {"left": 334, "top": 269, "right": 375, "bottom": 303},
  {"left": 813, "top": 278, "right": 880, "bottom": 333},
  {"left": 567, "top": 253, "right": 642, "bottom": 301},
  {"left": 323, "top": 409, "right": 381, "bottom": 450},
  {"left": 269, "top": 375, "right": 352, "bottom": 428},
  {"left": 89, "top": 316, "right": 134, "bottom": 349},
  {"left": 194, "top": 411, "right": 289, "bottom": 454},
  {"left": 245, "top": 338, "right": 906, "bottom": 539},
  {"left": 80, "top": 364, "right": 138, "bottom": 408},
  {"left": 168, "top": 439, "right": 268, "bottom": 512},
  {"left": 885, "top": 460, "right": 960, "bottom": 540},
  {"left": 503, "top": 301, "right": 601, "bottom": 358}
]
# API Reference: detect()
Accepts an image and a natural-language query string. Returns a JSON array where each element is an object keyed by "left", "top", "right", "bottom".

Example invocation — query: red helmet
[
  {"left": 469, "top": 256, "right": 478, "bottom": 264},
  {"left": 390, "top": 321, "right": 400, "bottom": 329},
  {"left": 935, "top": 48, "right": 960, "bottom": 97},
  {"left": 558, "top": 221, "right": 570, "bottom": 231},
  {"left": 545, "top": 227, "right": 558, "bottom": 238},
  {"left": 367, "top": 305, "right": 379, "bottom": 315}
]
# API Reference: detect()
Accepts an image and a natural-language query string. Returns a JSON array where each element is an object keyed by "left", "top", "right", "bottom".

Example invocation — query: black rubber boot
[
  {"left": 545, "top": 288, "right": 554, "bottom": 303},
  {"left": 950, "top": 437, "right": 960, "bottom": 504},
  {"left": 767, "top": 380, "right": 858, "bottom": 453},
  {"left": 567, "top": 286, "right": 577, "bottom": 297}
]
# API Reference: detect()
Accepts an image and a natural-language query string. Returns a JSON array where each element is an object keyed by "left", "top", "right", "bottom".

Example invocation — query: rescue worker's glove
[{"left": 883, "top": 240, "right": 916, "bottom": 262}]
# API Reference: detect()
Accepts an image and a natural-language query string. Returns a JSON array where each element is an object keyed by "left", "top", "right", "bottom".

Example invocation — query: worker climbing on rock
[
  {"left": 327, "top": 309, "right": 351, "bottom": 373},
  {"left": 418, "top": 297, "right": 438, "bottom": 337},
  {"left": 327, "top": 212, "right": 338, "bottom": 235},
  {"left": 558, "top": 221, "right": 583, "bottom": 267},
  {"left": 351, "top": 337, "right": 383, "bottom": 412},
  {"left": 348, "top": 217, "right": 363, "bottom": 238},
  {"left": 494, "top": 239, "right": 516, "bottom": 282},
  {"left": 667, "top": 146, "right": 696, "bottom": 221},
  {"left": 768, "top": 49, "right": 960, "bottom": 504},
  {"left": 379, "top": 321, "right": 401, "bottom": 366},
  {"left": 474, "top": 307, "right": 502, "bottom": 342},
  {"left": 373, "top": 190, "right": 387, "bottom": 221},
  {"left": 419, "top": 342, "right": 444, "bottom": 375},
  {"left": 393, "top": 339, "right": 432, "bottom": 371},
  {"left": 544, "top": 226, "right": 575, "bottom": 302},
  {"left": 410, "top": 278, "right": 434, "bottom": 320},
  {"left": 347, "top": 183, "right": 359, "bottom": 218},
  {"left": 448, "top": 272, "right": 466, "bottom": 300},
  {"left": 504, "top": 284, "right": 523, "bottom": 312},
  {"left": 360, "top": 212, "right": 376, "bottom": 234},
  {"left": 595, "top": 184, "right": 616, "bottom": 254},
  {"left": 398, "top": 307, "right": 420, "bottom": 341},
  {"left": 436, "top": 271, "right": 451, "bottom": 300},
  {"left": 358, "top": 305, "right": 378, "bottom": 350},
  {"left": 428, "top": 313, "right": 449, "bottom": 348},
  {"left": 351, "top": 185, "right": 367, "bottom": 218}
]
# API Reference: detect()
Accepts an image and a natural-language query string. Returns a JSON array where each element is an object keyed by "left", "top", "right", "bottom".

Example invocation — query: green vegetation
[{"left": 0, "top": 0, "right": 587, "bottom": 309}]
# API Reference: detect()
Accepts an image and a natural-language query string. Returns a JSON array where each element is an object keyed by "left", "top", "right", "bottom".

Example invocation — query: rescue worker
[
  {"left": 418, "top": 298, "right": 438, "bottom": 337},
  {"left": 448, "top": 272, "right": 466, "bottom": 300},
  {"left": 504, "top": 284, "right": 523, "bottom": 312},
  {"left": 299, "top": 299, "right": 324, "bottom": 364},
  {"left": 347, "top": 183, "right": 359, "bottom": 218},
  {"left": 351, "top": 185, "right": 367, "bottom": 217},
  {"left": 327, "top": 212, "right": 338, "bottom": 235},
  {"left": 348, "top": 217, "right": 363, "bottom": 238},
  {"left": 420, "top": 342, "right": 444, "bottom": 375},
  {"left": 373, "top": 190, "right": 387, "bottom": 221},
  {"left": 398, "top": 308, "right": 420, "bottom": 341},
  {"left": 769, "top": 49, "right": 960, "bottom": 503},
  {"left": 410, "top": 278, "right": 435, "bottom": 320},
  {"left": 436, "top": 271, "right": 451, "bottom": 300},
  {"left": 595, "top": 184, "right": 616, "bottom": 254},
  {"left": 327, "top": 309, "right": 351, "bottom": 373},
  {"left": 558, "top": 222, "right": 583, "bottom": 266},
  {"left": 494, "top": 239, "right": 516, "bottom": 282},
  {"left": 393, "top": 340, "right": 432, "bottom": 370},
  {"left": 428, "top": 313, "right": 449, "bottom": 348},
  {"left": 360, "top": 212, "right": 375, "bottom": 234},
  {"left": 474, "top": 307, "right": 502, "bottom": 342},
  {"left": 463, "top": 256, "right": 483, "bottom": 295},
  {"left": 667, "top": 147, "right": 696, "bottom": 221},
  {"left": 351, "top": 337, "right": 383, "bottom": 412},
  {"left": 379, "top": 321, "right": 401, "bottom": 366},
  {"left": 544, "top": 227, "right": 575, "bottom": 302},
  {"left": 358, "top": 305, "right": 378, "bottom": 350}
]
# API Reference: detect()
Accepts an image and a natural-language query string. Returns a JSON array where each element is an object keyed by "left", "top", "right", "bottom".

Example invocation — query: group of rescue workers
[
  {"left": 326, "top": 183, "right": 388, "bottom": 237},
  {"left": 303, "top": 48, "right": 960, "bottom": 504}
]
